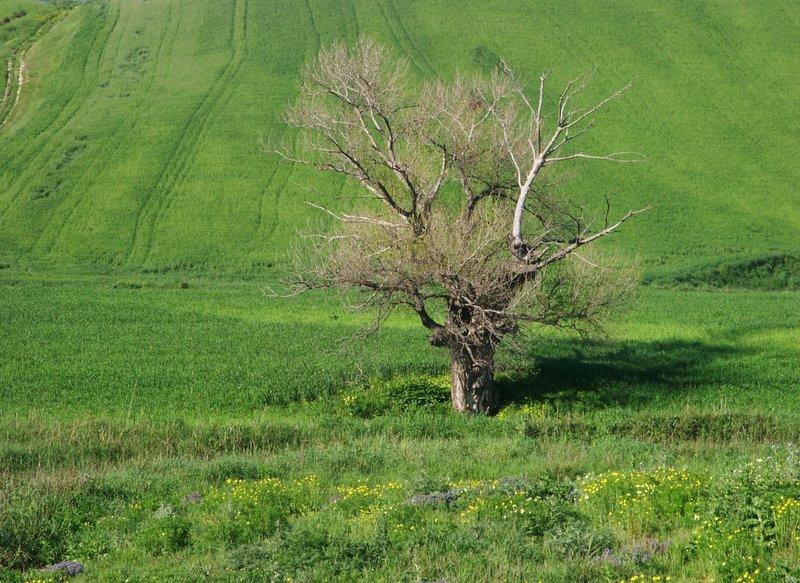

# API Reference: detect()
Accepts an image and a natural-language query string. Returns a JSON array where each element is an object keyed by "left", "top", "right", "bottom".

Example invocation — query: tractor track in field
[
  {"left": 0, "top": 2, "right": 120, "bottom": 221},
  {"left": 344, "top": 0, "right": 360, "bottom": 39},
  {"left": 261, "top": 163, "right": 297, "bottom": 243},
  {"left": 302, "top": 0, "right": 320, "bottom": 50},
  {"left": 255, "top": 0, "right": 360, "bottom": 256},
  {"left": 255, "top": 0, "right": 322, "bottom": 248},
  {"left": 260, "top": 0, "right": 360, "bottom": 249},
  {"left": 254, "top": 140, "right": 297, "bottom": 247},
  {"left": 127, "top": 0, "right": 249, "bottom": 267},
  {"left": 0, "top": 3, "right": 116, "bottom": 171},
  {"left": 252, "top": 162, "right": 279, "bottom": 245},
  {"left": 383, "top": 0, "right": 436, "bottom": 75},
  {"left": 378, "top": 0, "right": 435, "bottom": 77},
  {"left": 376, "top": 1, "right": 419, "bottom": 76},
  {"left": 35, "top": 0, "right": 181, "bottom": 258},
  {"left": 32, "top": 0, "right": 139, "bottom": 255},
  {"left": 141, "top": 0, "right": 250, "bottom": 265},
  {"left": 0, "top": 9, "right": 70, "bottom": 131}
]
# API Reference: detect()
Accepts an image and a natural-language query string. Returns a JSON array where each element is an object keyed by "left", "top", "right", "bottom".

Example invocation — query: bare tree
[{"left": 281, "top": 37, "right": 647, "bottom": 414}]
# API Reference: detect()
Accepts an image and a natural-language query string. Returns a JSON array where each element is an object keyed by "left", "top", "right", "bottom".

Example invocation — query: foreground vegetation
[
  {"left": 7, "top": 451, "right": 800, "bottom": 581},
  {"left": 3, "top": 273, "right": 800, "bottom": 581}
]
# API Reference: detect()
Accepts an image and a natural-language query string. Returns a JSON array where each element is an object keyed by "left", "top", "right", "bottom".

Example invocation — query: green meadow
[{"left": 1, "top": 1, "right": 799, "bottom": 581}]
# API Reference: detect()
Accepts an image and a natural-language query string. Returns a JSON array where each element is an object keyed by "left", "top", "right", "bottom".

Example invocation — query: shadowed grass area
[{"left": 647, "top": 254, "right": 800, "bottom": 291}]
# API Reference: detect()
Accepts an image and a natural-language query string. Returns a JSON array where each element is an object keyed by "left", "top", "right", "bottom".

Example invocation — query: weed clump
[{"left": 339, "top": 374, "right": 451, "bottom": 418}]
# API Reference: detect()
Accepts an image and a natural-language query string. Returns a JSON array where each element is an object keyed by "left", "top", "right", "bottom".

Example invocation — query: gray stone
[
  {"left": 407, "top": 488, "right": 462, "bottom": 506},
  {"left": 44, "top": 560, "right": 84, "bottom": 576}
]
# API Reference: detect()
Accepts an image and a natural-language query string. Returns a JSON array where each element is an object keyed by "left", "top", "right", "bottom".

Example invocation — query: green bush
[
  {"left": 0, "top": 489, "right": 85, "bottom": 570},
  {"left": 137, "top": 507, "right": 191, "bottom": 555},
  {"left": 339, "top": 374, "right": 451, "bottom": 418},
  {"left": 225, "top": 542, "right": 284, "bottom": 581},
  {"left": 544, "top": 522, "right": 618, "bottom": 559},
  {"left": 387, "top": 374, "right": 451, "bottom": 409},
  {"left": 190, "top": 476, "right": 321, "bottom": 549}
]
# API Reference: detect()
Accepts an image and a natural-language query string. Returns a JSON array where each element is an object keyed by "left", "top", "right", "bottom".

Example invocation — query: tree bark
[{"left": 449, "top": 345, "right": 497, "bottom": 414}]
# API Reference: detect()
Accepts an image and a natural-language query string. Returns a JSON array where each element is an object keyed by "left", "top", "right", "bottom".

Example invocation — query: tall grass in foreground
[{"left": 3, "top": 414, "right": 800, "bottom": 581}]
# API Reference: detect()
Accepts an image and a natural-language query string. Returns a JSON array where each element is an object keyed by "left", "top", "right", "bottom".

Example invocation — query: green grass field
[
  {"left": 4, "top": 275, "right": 800, "bottom": 581},
  {"left": 1, "top": 1, "right": 800, "bottom": 581}
]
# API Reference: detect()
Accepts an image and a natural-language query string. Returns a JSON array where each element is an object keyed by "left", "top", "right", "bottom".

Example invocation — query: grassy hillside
[{"left": 0, "top": 0, "right": 798, "bottom": 276}]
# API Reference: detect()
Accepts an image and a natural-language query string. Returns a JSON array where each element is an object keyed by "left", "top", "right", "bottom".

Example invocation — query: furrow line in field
[
  {"left": 262, "top": 164, "right": 296, "bottom": 243},
  {"left": 5, "top": 2, "right": 116, "bottom": 164},
  {"left": 303, "top": 0, "right": 321, "bottom": 50},
  {"left": 141, "top": 0, "right": 251, "bottom": 264},
  {"left": 252, "top": 161, "right": 279, "bottom": 244},
  {"left": 127, "top": 0, "right": 248, "bottom": 266},
  {"left": 341, "top": 0, "right": 360, "bottom": 40},
  {"left": 36, "top": 1, "right": 179, "bottom": 258},
  {"left": 139, "top": 0, "right": 250, "bottom": 265},
  {"left": 0, "top": 8, "right": 76, "bottom": 134},
  {"left": 375, "top": 0, "right": 420, "bottom": 76},
  {"left": 0, "top": 2, "right": 120, "bottom": 220},
  {"left": 31, "top": 0, "right": 137, "bottom": 256},
  {"left": 383, "top": 0, "right": 436, "bottom": 75}
]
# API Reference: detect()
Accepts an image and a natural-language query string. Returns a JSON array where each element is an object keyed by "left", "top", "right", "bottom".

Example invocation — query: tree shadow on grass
[{"left": 496, "top": 336, "right": 755, "bottom": 411}]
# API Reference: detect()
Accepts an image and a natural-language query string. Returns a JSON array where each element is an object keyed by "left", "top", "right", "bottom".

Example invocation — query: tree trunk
[{"left": 449, "top": 345, "right": 497, "bottom": 414}]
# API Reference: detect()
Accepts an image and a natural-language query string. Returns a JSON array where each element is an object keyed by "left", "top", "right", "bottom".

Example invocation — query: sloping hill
[{"left": 0, "top": 0, "right": 798, "bottom": 276}]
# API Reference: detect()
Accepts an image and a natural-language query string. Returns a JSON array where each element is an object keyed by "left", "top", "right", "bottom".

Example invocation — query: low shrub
[
  {"left": 225, "top": 542, "right": 283, "bottom": 581},
  {"left": 339, "top": 374, "right": 451, "bottom": 418},
  {"left": 0, "top": 489, "right": 90, "bottom": 571},
  {"left": 189, "top": 475, "right": 321, "bottom": 549},
  {"left": 137, "top": 507, "right": 190, "bottom": 555}
]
